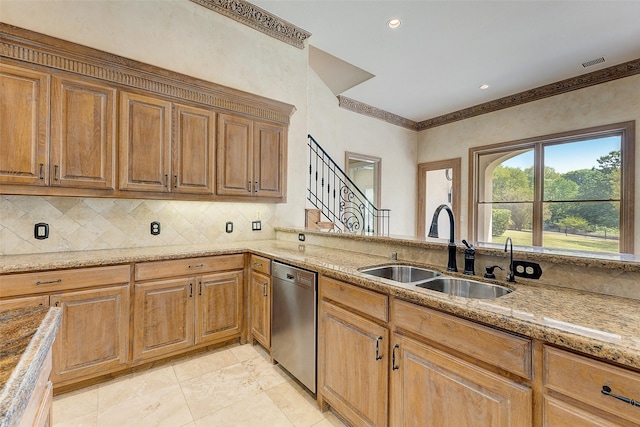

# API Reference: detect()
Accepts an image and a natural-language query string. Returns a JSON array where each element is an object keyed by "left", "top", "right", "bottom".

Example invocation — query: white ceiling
[{"left": 250, "top": 0, "right": 640, "bottom": 122}]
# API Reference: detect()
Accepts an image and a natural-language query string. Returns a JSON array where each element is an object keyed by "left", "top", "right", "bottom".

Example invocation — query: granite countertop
[
  {"left": 0, "top": 306, "right": 62, "bottom": 427},
  {"left": 1, "top": 240, "right": 639, "bottom": 370}
]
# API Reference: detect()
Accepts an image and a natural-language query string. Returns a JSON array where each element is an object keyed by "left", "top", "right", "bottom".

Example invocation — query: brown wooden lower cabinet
[
  {"left": 249, "top": 269, "right": 271, "bottom": 349},
  {"left": 133, "top": 267, "right": 243, "bottom": 362},
  {"left": 133, "top": 277, "right": 195, "bottom": 361},
  {"left": 543, "top": 346, "right": 640, "bottom": 426},
  {"left": 390, "top": 333, "right": 532, "bottom": 426},
  {"left": 196, "top": 271, "right": 243, "bottom": 345},
  {"left": 50, "top": 285, "right": 129, "bottom": 386},
  {"left": 319, "top": 300, "right": 389, "bottom": 427},
  {"left": 19, "top": 350, "right": 53, "bottom": 427}
]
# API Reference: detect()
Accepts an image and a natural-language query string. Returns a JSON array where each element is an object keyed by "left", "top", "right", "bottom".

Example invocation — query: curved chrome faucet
[
  {"left": 428, "top": 204, "right": 457, "bottom": 272},
  {"left": 504, "top": 237, "right": 515, "bottom": 282}
]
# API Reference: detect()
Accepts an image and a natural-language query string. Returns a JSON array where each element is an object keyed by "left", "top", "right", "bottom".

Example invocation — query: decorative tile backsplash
[{"left": 0, "top": 196, "right": 276, "bottom": 255}]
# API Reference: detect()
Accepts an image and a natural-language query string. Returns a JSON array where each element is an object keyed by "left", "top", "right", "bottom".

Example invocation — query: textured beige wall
[
  {"left": 0, "top": 0, "right": 309, "bottom": 253},
  {"left": 418, "top": 74, "right": 640, "bottom": 253},
  {"left": 305, "top": 68, "right": 418, "bottom": 235}
]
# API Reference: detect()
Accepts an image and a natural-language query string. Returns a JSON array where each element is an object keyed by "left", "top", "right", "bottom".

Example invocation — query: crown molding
[
  {"left": 338, "top": 58, "right": 640, "bottom": 131},
  {"left": 338, "top": 96, "right": 418, "bottom": 130},
  {"left": 189, "top": 0, "right": 311, "bottom": 49},
  {"left": 417, "top": 58, "right": 640, "bottom": 131},
  {"left": 0, "top": 23, "right": 295, "bottom": 125}
]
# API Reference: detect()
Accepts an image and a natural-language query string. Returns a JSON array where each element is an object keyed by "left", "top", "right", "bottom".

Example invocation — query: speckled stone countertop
[
  {"left": 1, "top": 240, "right": 639, "bottom": 370},
  {"left": 0, "top": 306, "right": 62, "bottom": 427}
]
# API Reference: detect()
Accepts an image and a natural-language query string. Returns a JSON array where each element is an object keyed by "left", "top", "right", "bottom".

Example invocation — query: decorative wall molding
[
  {"left": 338, "top": 58, "right": 640, "bottom": 131},
  {"left": 338, "top": 96, "right": 418, "bottom": 130},
  {"left": 189, "top": 0, "right": 311, "bottom": 49},
  {"left": 0, "top": 23, "right": 295, "bottom": 125},
  {"left": 416, "top": 58, "right": 640, "bottom": 131}
]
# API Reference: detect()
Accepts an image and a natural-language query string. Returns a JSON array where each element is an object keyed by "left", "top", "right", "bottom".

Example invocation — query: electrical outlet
[
  {"left": 225, "top": 221, "right": 233, "bottom": 233},
  {"left": 150, "top": 221, "right": 161, "bottom": 235},
  {"left": 34, "top": 223, "right": 49, "bottom": 240},
  {"left": 298, "top": 233, "right": 305, "bottom": 241},
  {"left": 252, "top": 220, "right": 261, "bottom": 231}
]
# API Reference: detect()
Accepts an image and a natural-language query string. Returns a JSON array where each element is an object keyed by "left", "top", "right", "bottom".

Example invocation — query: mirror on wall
[{"left": 417, "top": 158, "right": 461, "bottom": 239}]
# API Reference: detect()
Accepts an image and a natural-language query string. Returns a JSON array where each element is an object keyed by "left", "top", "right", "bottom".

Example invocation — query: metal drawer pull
[
  {"left": 392, "top": 344, "right": 400, "bottom": 370},
  {"left": 254, "top": 181, "right": 258, "bottom": 193},
  {"left": 36, "top": 279, "right": 62, "bottom": 285},
  {"left": 199, "top": 282, "right": 202, "bottom": 296},
  {"left": 54, "top": 165, "right": 59, "bottom": 181},
  {"left": 248, "top": 181, "right": 252, "bottom": 192},
  {"left": 189, "top": 264, "right": 204, "bottom": 269},
  {"left": 254, "top": 262, "right": 263, "bottom": 267},
  {"left": 39, "top": 163, "right": 44, "bottom": 180},
  {"left": 375, "top": 336, "right": 383, "bottom": 360},
  {"left": 262, "top": 283, "right": 268, "bottom": 297},
  {"left": 602, "top": 386, "right": 640, "bottom": 407}
]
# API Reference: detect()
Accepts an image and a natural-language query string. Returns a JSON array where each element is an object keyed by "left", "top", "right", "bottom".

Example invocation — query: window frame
[{"left": 468, "top": 121, "right": 635, "bottom": 254}]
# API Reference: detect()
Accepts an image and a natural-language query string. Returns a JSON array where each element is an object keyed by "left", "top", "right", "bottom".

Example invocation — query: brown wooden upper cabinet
[
  {"left": 1, "top": 65, "right": 116, "bottom": 189},
  {"left": 119, "top": 92, "right": 215, "bottom": 194},
  {"left": 0, "top": 64, "right": 50, "bottom": 186},
  {"left": 217, "top": 113, "right": 286, "bottom": 199},
  {"left": 51, "top": 77, "right": 116, "bottom": 189}
]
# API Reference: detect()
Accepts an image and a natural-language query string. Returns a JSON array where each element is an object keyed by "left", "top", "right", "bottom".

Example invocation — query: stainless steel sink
[
  {"left": 360, "top": 265, "right": 442, "bottom": 283},
  {"left": 416, "top": 277, "right": 512, "bottom": 299}
]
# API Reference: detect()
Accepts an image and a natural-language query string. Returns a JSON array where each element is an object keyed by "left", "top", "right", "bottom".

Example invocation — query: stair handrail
[{"left": 307, "top": 134, "right": 390, "bottom": 235}]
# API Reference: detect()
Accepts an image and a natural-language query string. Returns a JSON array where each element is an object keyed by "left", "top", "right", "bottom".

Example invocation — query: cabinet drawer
[
  {"left": 392, "top": 299, "right": 532, "bottom": 379},
  {"left": 250, "top": 254, "right": 271, "bottom": 275},
  {"left": 544, "top": 346, "right": 640, "bottom": 425},
  {"left": 0, "top": 265, "right": 130, "bottom": 298},
  {"left": 0, "top": 295, "right": 49, "bottom": 310},
  {"left": 320, "top": 276, "right": 388, "bottom": 322},
  {"left": 135, "top": 254, "right": 244, "bottom": 281}
]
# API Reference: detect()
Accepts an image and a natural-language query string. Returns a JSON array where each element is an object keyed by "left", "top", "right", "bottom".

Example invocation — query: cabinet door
[
  {"left": 216, "top": 113, "right": 252, "bottom": 196},
  {"left": 390, "top": 334, "right": 532, "bottom": 427},
  {"left": 253, "top": 121, "right": 285, "bottom": 199},
  {"left": 133, "top": 277, "right": 194, "bottom": 361},
  {"left": 249, "top": 270, "right": 271, "bottom": 349},
  {"left": 173, "top": 104, "right": 215, "bottom": 194},
  {"left": 195, "top": 270, "right": 243, "bottom": 345},
  {"left": 50, "top": 285, "right": 129, "bottom": 385},
  {"left": 319, "top": 300, "right": 388, "bottom": 427},
  {"left": 0, "top": 64, "right": 49, "bottom": 186},
  {"left": 119, "top": 92, "right": 171, "bottom": 192},
  {"left": 50, "top": 76, "right": 116, "bottom": 189}
]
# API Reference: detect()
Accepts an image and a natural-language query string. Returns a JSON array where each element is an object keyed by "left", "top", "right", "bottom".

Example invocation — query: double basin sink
[{"left": 359, "top": 264, "right": 512, "bottom": 299}]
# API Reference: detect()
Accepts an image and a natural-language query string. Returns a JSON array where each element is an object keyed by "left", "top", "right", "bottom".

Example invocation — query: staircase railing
[{"left": 307, "top": 134, "right": 390, "bottom": 235}]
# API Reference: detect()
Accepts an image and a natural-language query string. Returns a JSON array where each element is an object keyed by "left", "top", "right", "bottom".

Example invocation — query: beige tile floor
[{"left": 52, "top": 343, "right": 347, "bottom": 427}]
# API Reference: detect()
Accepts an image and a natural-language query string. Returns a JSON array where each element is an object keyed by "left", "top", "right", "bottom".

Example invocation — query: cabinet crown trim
[{"left": 0, "top": 23, "right": 295, "bottom": 125}]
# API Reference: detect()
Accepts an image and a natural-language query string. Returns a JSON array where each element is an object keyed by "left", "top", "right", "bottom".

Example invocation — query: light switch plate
[
  {"left": 226, "top": 221, "right": 233, "bottom": 233},
  {"left": 252, "top": 220, "right": 261, "bottom": 231}
]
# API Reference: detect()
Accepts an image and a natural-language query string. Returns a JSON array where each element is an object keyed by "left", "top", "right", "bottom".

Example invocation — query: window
[{"left": 470, "top": 122, "right": 635, "bottom": 254}]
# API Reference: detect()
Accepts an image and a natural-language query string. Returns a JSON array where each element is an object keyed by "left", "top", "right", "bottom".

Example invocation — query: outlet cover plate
[{"left": 150, "top": 221, "right": 161, "bottom": 235}]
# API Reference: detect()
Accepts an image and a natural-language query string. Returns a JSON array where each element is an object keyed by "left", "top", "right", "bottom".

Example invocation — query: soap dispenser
[
  {"left": 484, "top": 265, "right": 504, "bottom": 279},
  {"left": 462, "top": 240, "right": 475, "bottom": 275}
]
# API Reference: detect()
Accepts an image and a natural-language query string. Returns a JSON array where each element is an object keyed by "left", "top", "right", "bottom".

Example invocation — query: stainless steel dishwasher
[{"left": 271, "top": 261, "right": 317, "bottom": 393}]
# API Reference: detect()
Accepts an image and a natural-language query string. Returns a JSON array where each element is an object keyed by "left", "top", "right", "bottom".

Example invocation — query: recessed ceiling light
[
  {"left": 479, "top": 84, "right": 490, "bottom": 90},
  {"left": 387, "top": 18, "right": 402, "bottom": 29}
]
